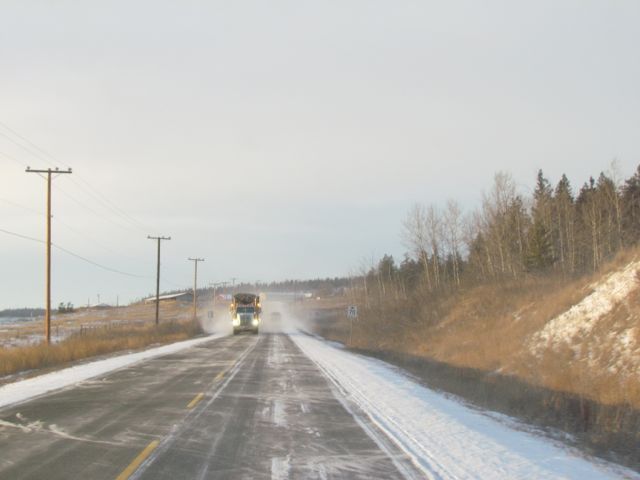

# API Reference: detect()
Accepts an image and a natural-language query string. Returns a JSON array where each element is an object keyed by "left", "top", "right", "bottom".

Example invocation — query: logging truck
[{"left": 230, "top": 293, "right": 261, "bottom": 334}]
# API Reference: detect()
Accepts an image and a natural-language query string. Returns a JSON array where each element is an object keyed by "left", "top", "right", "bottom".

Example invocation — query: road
[{"left": 0, "top": 333, "right": 421, "bottom": 479}]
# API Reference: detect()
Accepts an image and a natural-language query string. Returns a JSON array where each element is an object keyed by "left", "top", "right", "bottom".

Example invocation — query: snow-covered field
[
  {"left": 291, "top": 332, "right": 639, "bottom": 480},
  {"left": 0, "top": 334, "right": 222, "bottom": 409}
]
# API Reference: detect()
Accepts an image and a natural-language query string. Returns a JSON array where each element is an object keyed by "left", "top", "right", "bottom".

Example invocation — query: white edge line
[
  {"left": 0, "top": 333, "right": 226, "bottom": 410},
  {"left": 289, "top": 332, "right": 441, "bottom": 480}
]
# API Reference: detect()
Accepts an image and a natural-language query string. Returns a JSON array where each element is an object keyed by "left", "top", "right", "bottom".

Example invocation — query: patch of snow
[
  {"left": 619, "top": 327, "right": 638, "bottom": 352},
  {"left": 270, "top": 455, "right": 290, "bottom": 480},
  {"left": 0, "top": 334, "right": 224, "bottom": 410},
  {"left": 290, "top": 332, "right": 638, "bottom": 480},
  {"left": 607, "top": 327, "right": 640, "bottom": 375},
  {"left": 272, "top": 399, "right": 286, "bottom": 427},
  {"left": 530, "top": 261, "right": 640, "bottom": 355}
]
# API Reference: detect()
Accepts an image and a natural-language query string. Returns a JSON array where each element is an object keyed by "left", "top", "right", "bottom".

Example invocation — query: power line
[
  {"left": 53, "top": 217, "right": 141, "bottom": 260},
  {"left": 0, "top": 197, "right": 43, "bottom": 216},
  {"left": 1, "top": 138, "right": 143, "bottom": 235},
  {"left": 0, "top": 227, "right": 149, "bottom": 278},
  {"left": 53, "top": 185, "right": 144, "bottom": 235},
  {"left": 0, "top": 121, "right": 152, "bottom": 234},
  {"left": 0, "top": 123, "right": 186, "bottom": 295},
  {"left": 53, "top": 243, "right": 149, "bottom": 279},
  {"left": 0, "top": 149, "right": 29, "bottom": 168},
  {"left": 71, "top": 175, "right": 151, "bottom": 233},
  {"left": 0, "top": 197, "right": 155, "bottom": 268},
  {"left": 0, "top": 121, "right": 59, "bottom": 168},
  {"left": 0, "top": 227, "right": 42, "bottom": 244}
]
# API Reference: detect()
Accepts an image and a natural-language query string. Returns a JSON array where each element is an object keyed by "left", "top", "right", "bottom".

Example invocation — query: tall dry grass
[
  {"left": 336, "top": 248, "right": 640, "bottom": 408},
  {"left": 0, "top": 320, "right": 203, "bottom": 378}
]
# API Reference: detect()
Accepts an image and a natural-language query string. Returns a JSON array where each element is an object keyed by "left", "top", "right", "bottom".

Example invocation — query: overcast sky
[{"left": 1, "top": 1, "right": 639, "bottom": 309}]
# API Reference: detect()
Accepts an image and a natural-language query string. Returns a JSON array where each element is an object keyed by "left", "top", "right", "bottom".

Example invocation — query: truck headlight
[
  {"left": 232, "top": 317, "right": 240, "bottom": 327},
  {"left": 252, "top": 318, "right": 259, "bottom": 326}
]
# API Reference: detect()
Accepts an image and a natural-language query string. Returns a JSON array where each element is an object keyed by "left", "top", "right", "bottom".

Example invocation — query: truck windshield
[{"left": 236, "top": 307, "right": 255, "bottom": 313}]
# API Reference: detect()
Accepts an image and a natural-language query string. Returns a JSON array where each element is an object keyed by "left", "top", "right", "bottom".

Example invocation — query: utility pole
[
  {"left": 26, "top": 166, "right": 72, "bottom": 344},
  {"left": 209, "top": 281, "right": 228, "bottom": 309},
  {"left": 188, "top": 257, "right": 204, "bottom": 320},
  {"left": 230, "top": 277, "right": 237, "bottom": 294},
  {"left": 148, "top": 235, "right": 171, "bottom": 325}
]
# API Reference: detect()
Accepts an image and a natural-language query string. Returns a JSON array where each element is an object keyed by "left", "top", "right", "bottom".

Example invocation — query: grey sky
[{"left": 1, "top": 1, "right": 639, "bottom": 309}]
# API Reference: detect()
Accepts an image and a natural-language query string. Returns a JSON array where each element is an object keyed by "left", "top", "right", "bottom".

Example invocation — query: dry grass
[
  {"left": 334, "top": 248, "right": 640, "bottom": 408},
  {"left": 0, "top": 319, "right": 203, "bottom": 378},
  {"left": 0, "top": 301, "right": 195, "bottom": 347}
]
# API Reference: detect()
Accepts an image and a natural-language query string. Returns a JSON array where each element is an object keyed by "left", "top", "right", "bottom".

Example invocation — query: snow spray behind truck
[{"left": 230, "top": 293, "right": 261, "bottom": 334}]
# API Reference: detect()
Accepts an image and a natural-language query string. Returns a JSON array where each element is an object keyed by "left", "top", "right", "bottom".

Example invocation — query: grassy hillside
[{"left": 311, "top": 248, "right": 640, "bottom": 407}]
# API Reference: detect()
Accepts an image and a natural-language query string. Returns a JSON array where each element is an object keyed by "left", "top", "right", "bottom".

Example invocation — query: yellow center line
[
  {"left": 187, "top": 392, "right": 204, "bottom": 409},
  {"left": 215, "top": 370, "right": 225, "bottom": 381},
  {"left": 115, "top": 440, "right": 159, "bottom": 480}
]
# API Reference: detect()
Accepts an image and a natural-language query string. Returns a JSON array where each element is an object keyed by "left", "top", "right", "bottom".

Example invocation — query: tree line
[{"left": 363, "top": 164, "right": 640, "bottom": 301}]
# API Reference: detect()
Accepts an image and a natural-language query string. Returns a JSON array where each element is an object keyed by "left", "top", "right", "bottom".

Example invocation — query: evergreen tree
[
  {"left": 467, "top": 231, "right": 490, "bottom": 281},
  {"left": 398, "top": 255, "right": 423, "bottom": 292},
  {"left": 576, "top": 177, "right": 599, "bottom": 271},
  {"left": 525, "top": 218, "right": 554, "bottom": 272},
  {"left": 531, "top": 169, "right": 555, "bottom": 264},
  {"left": 595, "top": 172, "right": 621, "bottom": 257},
  {"left": 622, "top": 165, "right": 640, "bottom": 245},
  {"left": 553, "top": 174, "right": 576, "bottom": 273}
]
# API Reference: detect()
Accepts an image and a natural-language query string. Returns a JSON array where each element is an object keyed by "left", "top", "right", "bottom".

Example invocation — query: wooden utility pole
[
  {"left": 209, "top": 281, "right": 228, "bottom": 310},
  {"left": 188, "top": 257, "right": 204, "bottom": 320},
  {"left": 148, "top": 235, "right": 171, "bottom": 325},
  {"left": 26, "top": 167, "right": 72, "bottom": 344}
]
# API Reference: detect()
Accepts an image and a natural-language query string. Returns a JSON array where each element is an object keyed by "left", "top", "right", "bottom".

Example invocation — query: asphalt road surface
[{"left": 0, "top": 333, "right": 422, "bottom": 479}]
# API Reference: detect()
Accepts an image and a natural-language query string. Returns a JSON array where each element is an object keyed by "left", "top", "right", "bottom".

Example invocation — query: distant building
[{"left": 144, "top": 292, "right": 193, "bottom": 304}]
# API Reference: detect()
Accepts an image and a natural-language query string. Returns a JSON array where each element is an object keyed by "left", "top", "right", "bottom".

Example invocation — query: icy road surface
[
  {"left": 0, "top": 334, "right": 419, "bottom": 479},
  {"left": 0, "top": 331, "right": 635, "bottom": 479},
  {"left": 291, "top": 332, "right": 637, "bottom": 479}
]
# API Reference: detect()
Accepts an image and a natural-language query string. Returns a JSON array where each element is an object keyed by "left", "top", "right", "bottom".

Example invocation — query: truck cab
[{"left": 230, "top": 293, "right": 261, "bottom": 334}]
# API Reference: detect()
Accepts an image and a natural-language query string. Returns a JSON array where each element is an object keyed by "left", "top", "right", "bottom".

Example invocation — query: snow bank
[
  {"left": 530, "top": 261, "right": 640, "bottom": 356},
  {"left": 291, "top": 333, "right": 637, "bottom": 480},
  {"left": 0, "top": 334, "right": 223, "bottom": 410}
]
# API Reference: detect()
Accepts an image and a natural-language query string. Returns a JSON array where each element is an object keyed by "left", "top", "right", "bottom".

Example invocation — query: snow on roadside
[
  {"left": 529, "top": 261, "right": 640, "bottom": 356},
  {"left": 290, "top": 332, "right": 638, "bottom": 480},
  {"left": 0, "top": 334, "right": 223, "bottom": 410}
]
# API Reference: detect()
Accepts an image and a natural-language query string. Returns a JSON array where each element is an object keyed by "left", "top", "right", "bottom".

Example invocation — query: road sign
[{"left": 347, "top": 305, "right": 358, "bottom": 319}]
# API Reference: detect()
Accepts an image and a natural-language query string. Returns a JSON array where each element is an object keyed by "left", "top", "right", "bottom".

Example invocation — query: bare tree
[
  {"left": 444, "top": 199, "right": 463, "bottom": 286},
  {"left": 425, "top": 205, "right": 443, "bottom": 289},
  {"left": 480, "top": 172, "right": 525, "bottom": 278},
  {"left": 402, "top": 204, "right": 432, "bottom": 290}
]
